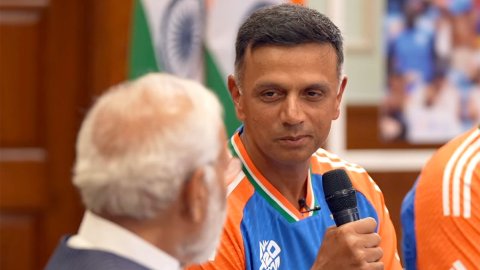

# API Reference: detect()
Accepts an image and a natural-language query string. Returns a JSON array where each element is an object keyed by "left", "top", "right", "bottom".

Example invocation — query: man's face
[{"left": 230, "top": 43, "right": 346, "bottom": 165}]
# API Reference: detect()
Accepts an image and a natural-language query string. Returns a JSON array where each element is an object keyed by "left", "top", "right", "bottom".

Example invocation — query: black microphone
[
  {"left": 322, "top": 169, "right": 359, "bottom": 226},
  {"left": 298, "top": 198, "right": 321, "bottom": 213}
]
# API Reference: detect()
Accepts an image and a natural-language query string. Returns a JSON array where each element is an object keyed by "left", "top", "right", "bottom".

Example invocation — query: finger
[
  {"left": 364, "top": 246, "right": 383, "bottom": 263},
  {"left": 367, "top": 261, "right": 384, "bottom": 270},
  {"left": 363, "top": 232, "right": 381, "bottom": 248},
  {"left": 351, "top": 217, "right": 378, "bottom": 234}
]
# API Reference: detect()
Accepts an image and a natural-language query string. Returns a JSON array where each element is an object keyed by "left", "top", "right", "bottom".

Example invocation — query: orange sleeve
[
  {"left": 350, "top": 171, "right": 403, "bottom": 270},
  {"left": 376, "top": 187, "right": 403, "bottom": 270},
  {"left": 186, "top": 179, "right": 254, "bottom": 270},
  {"left": 414, "top": 127, "right": 480, "bottom": 269},
  {"left": 310, "top": 150, "right": 403, "bottom": 269}
]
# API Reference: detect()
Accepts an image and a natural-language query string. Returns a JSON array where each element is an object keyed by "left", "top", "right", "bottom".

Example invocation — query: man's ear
[
  {"left": 333, "top": 76, "right": 348, "bottom": 120},
  {"left": 227, "top": 75, "right": 245, "bottom": 121},
  {"left": 181, "top": 168, "right": 208, "bottom": 223}
]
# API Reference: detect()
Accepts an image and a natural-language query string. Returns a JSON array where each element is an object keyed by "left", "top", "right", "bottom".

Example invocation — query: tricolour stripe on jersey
[
  {"left": 229, "top": 132, "right": 317, "bottom": 222},
  {"left": 307, "top": 170, "right": 319, "bottom": 216},
  {"left": 443, "top": 128, "right": 480, "bottom": 216}
]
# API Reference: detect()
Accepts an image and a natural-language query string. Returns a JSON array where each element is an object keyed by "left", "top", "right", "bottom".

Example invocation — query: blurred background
[
  {"left": 0, "top": 0, "right": 478, "bottom": 269},
  {"left": 382, "top": 0, "right": 480, "bottom": 143}
]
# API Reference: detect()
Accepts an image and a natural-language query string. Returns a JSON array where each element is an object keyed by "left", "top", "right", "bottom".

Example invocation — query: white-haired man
[{"left": 45, "top": 73, "right": 240, "bottom": 270}]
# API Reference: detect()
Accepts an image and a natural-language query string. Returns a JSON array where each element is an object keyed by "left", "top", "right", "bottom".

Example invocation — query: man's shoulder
[
  {"left": 227, "top": 171, "right": 254, "bottom": 196},
  {"left": 45, "top": 236, "right": 149, "bottom": 270},
  {"left": 418, "top": 127, "right": 480, "bottom": 196},
  {"left": 226, "top": 172, "right": 255, "bottom": 212},
  {"left": 427, "top": 127, "right": 479, "bottom": 170},
  {"left": 311, "top": 148, "right": 366, "bottom": 175},
  {"left": 311, "top": 148, "right": 381, "bottom": 197}
]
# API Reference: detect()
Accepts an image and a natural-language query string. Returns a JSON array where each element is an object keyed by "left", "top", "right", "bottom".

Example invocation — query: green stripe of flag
[
  {"left": 129, "top": 0, "right": 160, "bottom": 79},
  {"left": 205, "top": 48, "right": 240, "bottom": 136}
]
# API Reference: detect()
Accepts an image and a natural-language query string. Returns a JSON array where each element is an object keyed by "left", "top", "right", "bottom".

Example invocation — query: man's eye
[
  {"left": 259, "top": 90, "right": 283, "bottom": 101},
  {"left": 304, "top": 90, "right": 324, "bottom": 100},
  {"left": 263, "top": 91, "right": 277, "bottom": 97}
]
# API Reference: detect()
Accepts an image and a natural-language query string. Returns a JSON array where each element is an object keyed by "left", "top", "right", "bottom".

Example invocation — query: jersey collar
[{"left": 229, "top": 131, "right": 318, "bottom": 222}]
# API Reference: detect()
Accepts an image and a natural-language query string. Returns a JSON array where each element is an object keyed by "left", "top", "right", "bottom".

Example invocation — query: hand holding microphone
[{"left": 311, "top": 169, "right": 384, "bottom": 270}]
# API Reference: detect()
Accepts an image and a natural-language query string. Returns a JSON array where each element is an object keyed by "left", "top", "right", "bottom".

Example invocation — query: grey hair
[
  {"left": 73, "top": 73, "right": 223, "bottom": 220},
  {"left": 234, "top": 4, "right": 344, "bottom": 82}
]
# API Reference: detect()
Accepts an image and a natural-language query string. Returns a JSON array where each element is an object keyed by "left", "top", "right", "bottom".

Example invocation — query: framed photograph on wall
[{"left": 381, "top": 0, "right": 480, "bottom": 144}]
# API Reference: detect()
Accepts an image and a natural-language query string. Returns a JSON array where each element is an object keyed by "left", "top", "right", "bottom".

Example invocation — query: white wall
[{"left": 309, "top": 0, "right": 385, "bottom": 105}]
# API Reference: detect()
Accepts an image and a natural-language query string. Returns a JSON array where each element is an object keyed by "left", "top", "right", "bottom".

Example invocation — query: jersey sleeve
[
  {"left": 349, "top": 171, "right": 403, "bottom": 270},
  {"left": 400, "top": 179, "right": 418, "bottom": 270},
  {"left": 412, "top": 127, "right": 480, "bottom": 269},
  {"left": 370, "top": 177, "right": 403, "bottom": 270}
]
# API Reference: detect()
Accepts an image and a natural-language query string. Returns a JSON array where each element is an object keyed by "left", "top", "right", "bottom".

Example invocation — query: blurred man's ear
[
  {"left": 181, "top": 168, "right": 208, "bottom": 223},
  {"left": 334, "top": 76, "right": 348, "bottom": 120},
  {"left": 227, "top": 75, "right": 246, "bottom": 121}
]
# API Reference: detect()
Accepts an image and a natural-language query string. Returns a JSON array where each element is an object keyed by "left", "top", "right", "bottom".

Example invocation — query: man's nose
[{"left": 280, "top": 96, "right": 304, "bottom": 126}]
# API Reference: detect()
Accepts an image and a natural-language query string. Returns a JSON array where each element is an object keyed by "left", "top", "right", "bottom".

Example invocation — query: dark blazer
[{"left": 45, "top": 236, "right": 150, "bottom": 270}]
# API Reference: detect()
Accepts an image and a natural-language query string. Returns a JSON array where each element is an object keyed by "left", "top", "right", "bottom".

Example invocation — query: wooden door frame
[{"left": 39, "top": 0, "right": 134, "bottom": 267}]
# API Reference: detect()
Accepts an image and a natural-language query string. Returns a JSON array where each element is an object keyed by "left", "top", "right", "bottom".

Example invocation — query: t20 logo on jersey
[{"left": 259, "top": 240, "right": 281, "bottom": 270}]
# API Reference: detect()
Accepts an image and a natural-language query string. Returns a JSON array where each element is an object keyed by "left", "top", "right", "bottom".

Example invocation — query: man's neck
[
  {"left": 107, "top": 211, "right": 186, "bottom": 265},
  {"left": 240, "top": 133, "right": 311, "bottom": 208},
  {"left": 263, "top": 163, "right": 310, "bottom": 209}
]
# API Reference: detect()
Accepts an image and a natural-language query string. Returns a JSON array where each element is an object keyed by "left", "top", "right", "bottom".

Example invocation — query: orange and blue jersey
[
  {"left": 401, "top": 126, "right": 480, "bottom": 270},
  {"left": 188, "top": 130, "right": 402, "bottom": 270}
]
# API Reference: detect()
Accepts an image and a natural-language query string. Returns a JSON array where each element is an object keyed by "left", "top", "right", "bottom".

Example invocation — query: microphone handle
[{"left": 333, "top": 208, "right": 359, "bottom": 227}]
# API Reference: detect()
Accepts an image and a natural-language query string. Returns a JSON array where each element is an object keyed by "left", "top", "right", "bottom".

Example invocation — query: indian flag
[
  {"left": 129, "top": 0, "right": 205, "bottom": 81},
  {"left": 129, "top": 0, "right": 304, "bottom": 136}
]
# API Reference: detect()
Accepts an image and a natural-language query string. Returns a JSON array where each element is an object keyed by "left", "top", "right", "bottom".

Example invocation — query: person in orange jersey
[
  {"left": 187, "top": 4, "right": 402, "bottom": 270},
  {"left": 401, "top": 125, "right": 480, "bottom": 270}
]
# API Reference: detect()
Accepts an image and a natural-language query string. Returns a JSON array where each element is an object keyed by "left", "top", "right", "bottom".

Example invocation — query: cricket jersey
[
  {"left": 401, "top": 126, "right": 480, "bottom": 270},
  {"left": 188, "top": 131, "right": 402, "bottom": 270}
]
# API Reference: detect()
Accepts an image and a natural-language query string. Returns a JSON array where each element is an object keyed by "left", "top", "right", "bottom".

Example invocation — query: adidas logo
[{"left": 259, "top": 240, "right": 281, "bottom": 270}]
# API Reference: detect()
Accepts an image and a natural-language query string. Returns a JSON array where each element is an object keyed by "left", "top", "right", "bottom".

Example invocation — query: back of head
[
  {"left": 73, "top": 73, "right": 223, "bottom": 220},
  {"left": 234, "top": 4, "right": 344, "bottom": 78}
]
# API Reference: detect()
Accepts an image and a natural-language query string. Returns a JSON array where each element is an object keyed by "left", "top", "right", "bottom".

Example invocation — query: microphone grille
[{"left": 322, "top": 169, "right": 357, "bottom": 213}]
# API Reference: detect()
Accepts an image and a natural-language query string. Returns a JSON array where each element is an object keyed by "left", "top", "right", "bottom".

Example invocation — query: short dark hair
[{"left": 234, "top": 4, "right": 344, "bottom": 81}]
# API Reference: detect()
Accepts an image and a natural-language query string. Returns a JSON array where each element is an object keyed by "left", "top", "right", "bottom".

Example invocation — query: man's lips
[
  {"left": 278, "top": 135, "right": 309, "bottom": 141},
  {"left": 277, "top": 135, "right": 311, "bottom": 147}
]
